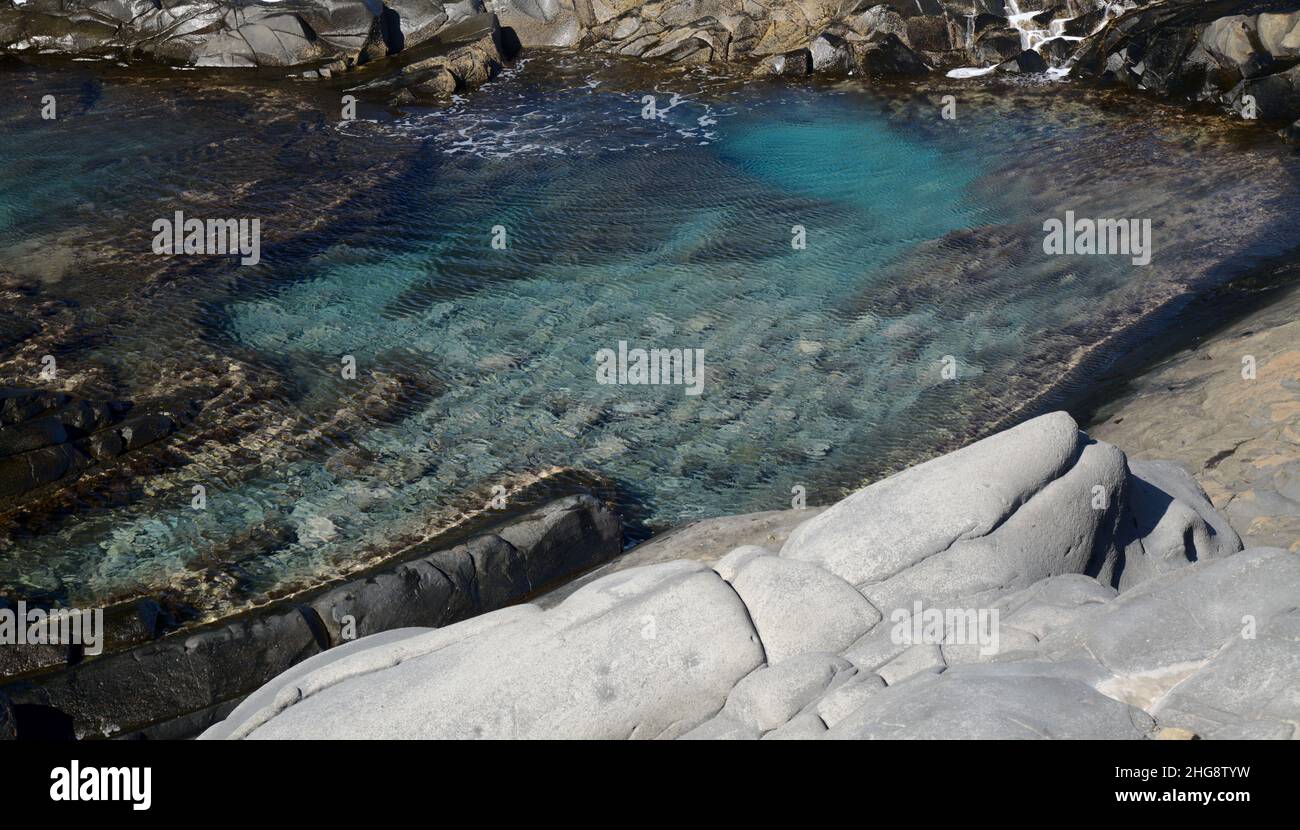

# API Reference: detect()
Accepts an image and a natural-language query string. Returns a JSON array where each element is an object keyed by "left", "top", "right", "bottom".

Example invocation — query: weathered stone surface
[
  {"left": 207, "top": 561, "right": 765, "bottom": 739},
  {"left": 1090, "top": 282, "right": 1300, "bottom": 552},
  {"left": 813, "top": 671, "right": 885, "bottom": 728},
  {"left": 1073, "top": 0, "right": 1300, "bottom": 125},
  {"left": 1153, "top": 607, "right": 1300, "bottom": 740},
  {"left": 781, "top": 411, "right": 1083, "bottom": 588},
  {"left": 724, "top": 552, "right": 881, "bottom": 663},
  {"left": 827, "top": 664, "right": 1156, "bottom": 739},
  {"left": 3, "top": 494, "right": 621, "bottom": 738},
  {"left": 0, "top": 0, "right": 496, "bottom": 74},
  {"left": 809, "top": 29, "right": 853, "bottom": 72},
  {"left": 1040, "top": 548, "right": 1300, "bottom": 701},
  {"left": 1118, "top": 459, "right": 1241, "bottom": 589},
  {"left": 204, "top": 412, "right": 1290, "bottom": 740},
  {"left": 853, "top": 31, "right": 928, "bottom": 75},
  {"left": 537, "top": 505, "right": 823, "bottom": 608},
  {"left": 723, "top": 652, "right": 851, "bottom": 731},
  {"left": 753, "top": 47, "right": 813, "bottom": 75},
  {"left": 877, "top": 642, "right": 945, "bottom": 685}
]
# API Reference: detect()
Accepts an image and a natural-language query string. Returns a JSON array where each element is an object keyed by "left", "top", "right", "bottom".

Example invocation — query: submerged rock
[
  {"left": 0, "top": 493, "right": 621, "bottom": 738},
  {"left": 204, "top": 412, "right": 1295, "bottom": 740}
]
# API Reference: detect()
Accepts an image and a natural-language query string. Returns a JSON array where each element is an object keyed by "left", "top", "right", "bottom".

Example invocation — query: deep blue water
[{"left": 2, "top": 54, "right": 1298, "bottom": 611}]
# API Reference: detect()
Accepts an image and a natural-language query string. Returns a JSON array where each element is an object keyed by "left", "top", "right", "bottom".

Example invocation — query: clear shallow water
[{"left": 1, "top": 54, "right": 1298, "bottom": 612}]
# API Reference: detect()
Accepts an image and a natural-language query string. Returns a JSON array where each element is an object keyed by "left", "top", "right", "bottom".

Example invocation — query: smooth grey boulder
[
  {"left": 1118, "top": 459, "right": 1241, "bottom": 590},
  {"left": 485, "top": 0, "right": 580, "bottom": 46},
  {"left": 991, "top": 572, "right": 1115, "bottom": 642},
  {"left": 1257, "top": 10, "right": 1300, "bottom": 58},
  {"left": 813, "top": 672, "right": 886, "bottom": 729},
  {"left": 722, "top": 551, "right": 881, "bottom": 664},
  {"left": 762, "top": 710, "right": 829, "bottom": 739},
  {"left": 537, "top": 506, "right": 823, "bottom": 609},
  {"left": 827, "top": 663, "right": 1156, "bottom": 740},
  {"left": 678, "top": 711, "right": 761, "bottom": 740},
  {"left": 1153, "top": 607, "right": 1300, "bottom": 740},
  {"left": 876, "top": 643, "right": 945, "bottom": 685},
  {"left": 199, "top": 626, "right": 434, "bottom": 740},
  {"left": 209, "top": 561, "right": 765, "bottom": 739},
  {"left": 723, "top": 652, "right": 852, "bottom": 732},
  {"left": 1040, "top": 548, "right": 1300, "bottom": 707},
  {"left": 204, "top": 411, "right": 1272, "bottom": 740},
  {"left": 780, "top": 411, "right": 1083, "bottom": 589}
]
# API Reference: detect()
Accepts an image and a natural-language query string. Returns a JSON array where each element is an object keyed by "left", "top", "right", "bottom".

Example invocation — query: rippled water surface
[{"left": 1, "top": 53, "right": 1298, "bottom": 612}]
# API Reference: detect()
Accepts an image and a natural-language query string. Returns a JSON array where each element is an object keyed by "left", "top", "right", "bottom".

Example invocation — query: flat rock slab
[{"left": 1091, "top": 282, "right": 1300, "bottom": 552}]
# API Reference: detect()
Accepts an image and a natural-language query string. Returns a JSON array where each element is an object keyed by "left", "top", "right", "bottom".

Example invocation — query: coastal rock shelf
[
  {"left": 0, "top": 493, "right": 621, "bottom": 739},
  {"left": 201, "top": 412, "right": 1299, "bottom": 740},
  {"left": 4, "top": 0, "right": 1300, "bottom": 131}
]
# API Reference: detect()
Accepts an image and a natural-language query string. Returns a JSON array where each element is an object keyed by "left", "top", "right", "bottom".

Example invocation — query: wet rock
[
  {"left": 996, "top": 48, "right": 1048, "bottom": 74},
  {"left": 0, "top": 690, "right": 14, "bottom": 739},
  {"left": 1039, "top": 35, "right": 1077, "bottom": 65},
  {"left": 0, "top": 311, "right": 35, "bottom": 351},
  {"left": 754, "top": 48, "right": 813, "bottom": 76},
  {"left": 854, "top": 31, "right": 929, "bottom": 76},
  {"left": 348, "top": 16, "right": 506, "bottom": 100},
  {"left": 118, "top": 412, "right": 175, "bottom": 451},
  {"left": 1283, "top": 117, "right": 1300, "bottom": 143},
  {"left": 972, "top": 25, "right": 1023, "bottom": 64},
  {"left": 0, "top": 388, "right": 67, "bottom": 426},
  {"left": 0, "top": 444, "right": 82, "bottom": 501},
  {"left": 1, "top": 604, "right": 325, "bottom": 739},
  {"left": 0, "top": 416, "right": 67, "bottom": 458},
  {"left": 79, "top": 429, "right": 125, "bottom": 462}
]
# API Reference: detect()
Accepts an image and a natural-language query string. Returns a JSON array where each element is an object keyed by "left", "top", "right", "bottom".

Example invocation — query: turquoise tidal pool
[{"left": 1, "top": 52, "right": 1297, "bottom": 612}]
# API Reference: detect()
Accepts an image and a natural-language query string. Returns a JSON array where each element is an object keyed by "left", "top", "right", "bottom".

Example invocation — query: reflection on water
[{"left": 1, "top": 52, "right": 1297, "bottom": 614}]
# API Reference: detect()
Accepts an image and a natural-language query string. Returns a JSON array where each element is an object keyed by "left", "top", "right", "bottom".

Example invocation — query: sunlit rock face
[{"left": 203, "top": 414, "right": 1298, "bottom": 741}]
